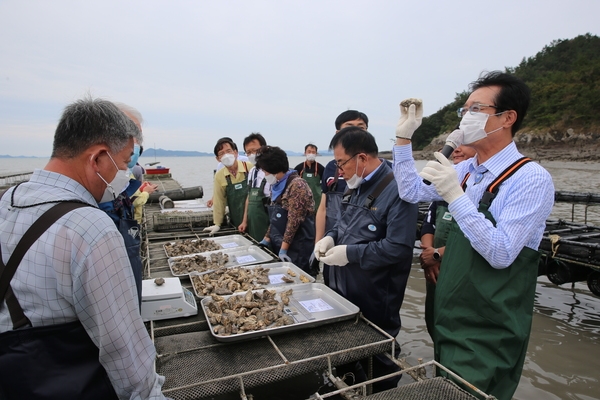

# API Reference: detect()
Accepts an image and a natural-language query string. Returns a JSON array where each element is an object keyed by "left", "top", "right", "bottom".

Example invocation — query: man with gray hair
[{"left": 0, "top": 97, "right": 168, "bottom": 399}]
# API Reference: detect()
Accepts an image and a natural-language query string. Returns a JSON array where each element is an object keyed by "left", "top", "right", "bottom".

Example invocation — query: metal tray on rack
[
  {"left": 168, "top": 245, "right": 275, "bottom": 277},
  {"left": 189, "top": 262, "right": 315, "bottom": 298},
  {"left": 163, "top": 234, "right": 255, "bottom": 258},
  {"left": 201, "top": 283, "right": 360, "bottom": 342},
  {"left": 160, "top": 199, "right": 210, "bottom": 213}
]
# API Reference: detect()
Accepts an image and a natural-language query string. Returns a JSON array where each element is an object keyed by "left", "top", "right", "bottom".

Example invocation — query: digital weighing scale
[{"left": 141, "top": 277, "right": 198, "bottom": 322}]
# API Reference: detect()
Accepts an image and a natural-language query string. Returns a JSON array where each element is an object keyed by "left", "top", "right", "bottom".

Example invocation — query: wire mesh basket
[{"left": 152, "top": 210, "right": 213, "bottom": 231}]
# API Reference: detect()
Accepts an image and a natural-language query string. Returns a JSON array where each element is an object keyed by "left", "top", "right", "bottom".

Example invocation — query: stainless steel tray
[
  {"left": 201, "top": 283, "right": 360, "bottom": 342},
  {"left": 189, "top": 262, "right": 315, "bottom": 298},
  {"left": 163, "top": 234, "right": 255, "bottom": 258},
  {"left": 168, "top": 245, "right": 275, "bottom": 277},
  {"left": 161, "top": 199, "right": 210, "bottom": 213}
]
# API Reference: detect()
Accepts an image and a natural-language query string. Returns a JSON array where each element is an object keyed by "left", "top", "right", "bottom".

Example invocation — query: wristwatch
[{"left": 433, "top": 248, "right": 441, "bottom": 261}]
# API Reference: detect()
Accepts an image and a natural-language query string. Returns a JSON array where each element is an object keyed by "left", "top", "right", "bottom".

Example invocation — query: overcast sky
[{"left": 1, "top": 1, "right": 598, "bottom": 157}]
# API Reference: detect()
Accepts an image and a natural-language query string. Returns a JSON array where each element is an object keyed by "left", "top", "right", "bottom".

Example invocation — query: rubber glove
[
  {"left": 307, "top": 252, "right": 320, "bottom": 276},
  {"left": 395, "top": 98, "right": 423, "bottom": 140},
  {"left": 419, "top": 152, "right": 465, "bottom": 204},
  {"left": 320, "top": 245, "right": 349, "bottom": 267},
  {"left": 203, "top": 225, "right": 220, "bottom": 236},
  {"left": 278, "top": 249, "right": 292, "bottom": 263},
  {"left": 258, "top": 238, "right": 270, "bottom": 248},
  {"left": 314, "top": 236, "right": 335, "bottom": 261}
]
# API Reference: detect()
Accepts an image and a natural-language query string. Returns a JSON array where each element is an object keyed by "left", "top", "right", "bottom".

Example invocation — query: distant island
[
  {"left": 0, "top": 155, "right": 44, "bottom": 159},
  {"left": 1, "top": 149, "right": 333, "bottom": 158},
  {"left": 140, "top": 148, "right": 333, "bottom": 157}
]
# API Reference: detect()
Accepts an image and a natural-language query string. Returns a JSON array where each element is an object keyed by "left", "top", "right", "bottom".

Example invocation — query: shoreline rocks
[{"left": 404, "top": 128, "right": 600, "bottom": 162}]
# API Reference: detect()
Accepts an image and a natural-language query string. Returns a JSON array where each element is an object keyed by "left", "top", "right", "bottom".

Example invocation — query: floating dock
[
  {"left": 140, "top": 173, "right": 488, "bottom": 400},
  {"left": 0, "top": 171, "right": 33, "bottom": 190}
]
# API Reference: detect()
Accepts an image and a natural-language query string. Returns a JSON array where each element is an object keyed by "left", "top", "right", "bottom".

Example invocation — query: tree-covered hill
[{"left": 414, "top": 33, "right": 600, "bottom": 155}]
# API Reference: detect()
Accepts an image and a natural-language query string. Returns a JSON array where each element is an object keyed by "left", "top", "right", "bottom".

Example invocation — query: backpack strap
[
  {"left": 342, "top": 172, "right": 395, "bottom": 208},
  {"left": 480, "top": 157, "right": 532, "bottom": 207},
  {"left": 364, "top": 172, "right": 395, "bottom": 209},
  {"left": 0, "top": 202, "right": 90, "bottom": 329},
  {"left": 461, "top": 173, "right": 470, "bottom": 190}
]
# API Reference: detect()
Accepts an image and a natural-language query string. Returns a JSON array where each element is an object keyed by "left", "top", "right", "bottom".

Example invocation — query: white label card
[
  {"left": 299, "top": 298, "right": 334, "bottom": 313},
  {"left": 236, "top": 255, "right": 256, "bottom": 263},
  {"left": 220, "top": 242, "right": 239, "bottom": 248},
  {"left": 269, "top": 274, "right": 286, "bottom": 284}
]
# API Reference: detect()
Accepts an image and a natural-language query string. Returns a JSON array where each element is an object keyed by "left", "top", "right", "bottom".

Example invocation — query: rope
[{"left": 549, "top": 234, "right": 561, "bottom": 257}]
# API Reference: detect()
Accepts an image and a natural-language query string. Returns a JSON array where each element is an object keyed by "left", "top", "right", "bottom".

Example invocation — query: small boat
[{"left": 144, "top": 164, "right": 170, "bottom": 175}]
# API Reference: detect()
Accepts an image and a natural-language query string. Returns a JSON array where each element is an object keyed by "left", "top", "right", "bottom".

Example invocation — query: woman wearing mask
[
  {"left": 256, "top": 146, "right": 316, "bottom": 274},
  {"left": 294, "top": 144, "right": 324, "bottom": 212}
]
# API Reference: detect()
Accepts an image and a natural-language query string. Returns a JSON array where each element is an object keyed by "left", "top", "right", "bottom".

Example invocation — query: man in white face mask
[
  {"left": 237, "top": 133, "right": 270, "bottom": 241},
  {"left": 294, "top": 144, "right": 325, "bottom": 213},
  {"left": 0, "top": 97, "right": 169, "bottom": 399},
  {"left": 313, "top": 127, "right": 418, "bottom": 393},
  {"left": 392, "top": 71, "right": 555, "bottom": 400},
  {"left": 204, "top": 137, "right": 253, "bottom": 235}
]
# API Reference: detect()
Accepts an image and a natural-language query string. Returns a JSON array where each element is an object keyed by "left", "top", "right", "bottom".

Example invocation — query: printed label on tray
[
  {"left": 269, "top": 274, "right": 286, "bottom": 284},
  {"left": 299, "top": 298, "right": 334, "bottom": 313},
  {"left": 235, "top": 255, "right": 256, "bottom": 263},
  {"left": 220, "top": 242, "right": 239, "bottom": 249}
]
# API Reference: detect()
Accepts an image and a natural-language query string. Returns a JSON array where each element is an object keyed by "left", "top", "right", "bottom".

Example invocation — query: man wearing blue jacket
[{"left": 314, "top": 127, "right": 418, "bottom": 392}]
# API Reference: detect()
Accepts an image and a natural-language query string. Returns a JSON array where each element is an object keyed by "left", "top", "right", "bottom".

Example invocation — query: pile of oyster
[
  {"left": 170, "top": 252, "right": 231, "bottom": 275},
  {"left": 191, "top": 266, "right": 270, "bottom": 296},
  {"left": 204, "top": 289, "right": 295, "bottom": 336},
  {"left": 165, "top": 239, "right": 223, "bottom": 257},
  {"left": 191, "top": 266, "right": 310, "bottom": 296}
]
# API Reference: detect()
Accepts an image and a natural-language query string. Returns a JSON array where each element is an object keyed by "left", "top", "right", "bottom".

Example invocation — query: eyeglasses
[
  {"left": 457, "top": 103, "right": 499, "bottom": 118},
  {"left": 335, "top": 154, "right": 358, "bottom": 170},
  {"left": 217, "top": 148, "right": 234, "bottom": 158}
]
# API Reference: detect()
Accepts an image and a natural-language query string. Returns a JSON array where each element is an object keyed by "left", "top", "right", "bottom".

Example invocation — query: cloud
[{"left": 1, "top": 0, "right": 599, "bottom": 156}]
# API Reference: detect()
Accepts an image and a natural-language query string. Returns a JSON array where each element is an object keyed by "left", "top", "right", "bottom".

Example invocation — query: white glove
[
  {"left": 203, "top": 225, "right": 220, "bottom": 236},
  {"left": 314, "top": 236, "right": 334, "bottom": 261},
  {"left": 320, "top": 245, "right": 349, "bottom": 267},
  {"left": 419, "top": 152, "right": 465, "bottom": 204},
  {"left": 395, "top": 98, "right": 423, "bottom": 140}
]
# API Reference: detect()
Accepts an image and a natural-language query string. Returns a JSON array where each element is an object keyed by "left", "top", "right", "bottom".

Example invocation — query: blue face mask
[{"left": 127, "top": 144, "right": 141, "bottom": 169}]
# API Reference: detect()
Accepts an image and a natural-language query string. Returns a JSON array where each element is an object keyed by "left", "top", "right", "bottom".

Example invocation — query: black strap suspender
[
  {"left": 460, "top": 157, "right": 532, "bottom": 203},
  {"left": 342, "top": 172, "right": 395, "bottom": 208},
  {"left": 0, "top": 202, "right": 90, "bottom": 329},
  {"left": 480, "top": 157, "right": 531, "bottom": 207}
]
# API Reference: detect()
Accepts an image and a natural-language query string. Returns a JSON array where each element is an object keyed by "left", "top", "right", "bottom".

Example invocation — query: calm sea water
[{"left": 1, "top": 156, "right": 599, "bottom": 399}]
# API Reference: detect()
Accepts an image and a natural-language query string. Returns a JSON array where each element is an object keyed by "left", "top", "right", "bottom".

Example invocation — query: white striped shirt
[
  {"left": 0, "top": 169, "right": 166, "bottom": 399},
  {"left": 393, "top": 142, "right": 554, "bottom": 269}
]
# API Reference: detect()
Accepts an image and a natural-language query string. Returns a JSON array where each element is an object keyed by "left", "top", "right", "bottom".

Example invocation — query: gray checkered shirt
[{"left": 0, "top": 169, "right": 166, "bottom": 399}]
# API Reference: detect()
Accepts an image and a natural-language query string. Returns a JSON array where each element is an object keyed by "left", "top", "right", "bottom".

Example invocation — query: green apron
[
  {"left": 433, "top": 201, "right": 539, "bottom": 400},
  {"left": 225, "top": 167, "right": 249, "bottom": 228},
  {"left": 424, "top": 201, "right": 451, "bottom": 342},
  {"left": 246, "top": 178, "right": 270, "bottom": 241},
  {"left": 300, "top": 162, "right": 322, "bottom": 212}
]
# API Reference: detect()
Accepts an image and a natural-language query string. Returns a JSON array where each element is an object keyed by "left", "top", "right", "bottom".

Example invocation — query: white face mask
[
  {"left": 221, "top": 153, "right": 236, "bottom": 167},
  {"left": 264, "top": 173, "right": 278, "bottom": 186},
  {"left": 345, "top": 159, "right": 366, "bottom": 189},
  {"left": 459, "top": 112, "right": 504, "bottom": 144},
  {"left": 306, "top": 153, "right": 317, "bottom": 162},
  {"left": 247, "top": 154, "right": 256, "bottom": 164},
  {"left": 97, "top": 153, "right": 130, "bottom": 203}
]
